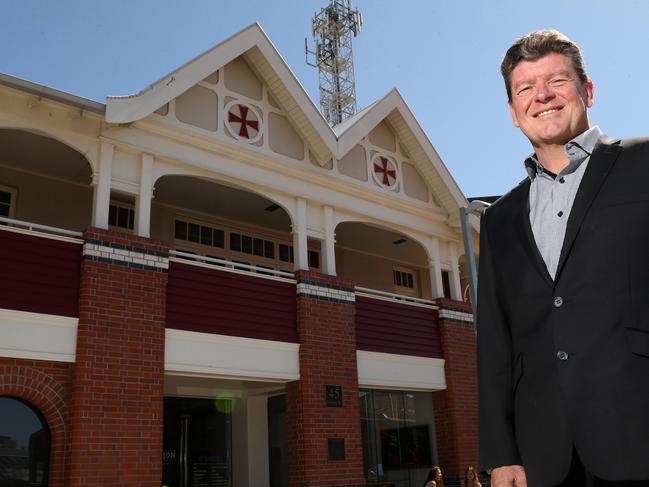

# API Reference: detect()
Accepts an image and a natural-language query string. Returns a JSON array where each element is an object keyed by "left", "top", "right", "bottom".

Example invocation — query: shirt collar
[{"left": 524, "top": 125, "right": 603, "bottom": 180}]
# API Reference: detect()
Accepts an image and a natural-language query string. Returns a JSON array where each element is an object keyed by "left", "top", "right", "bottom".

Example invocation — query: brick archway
[{"left": 0, "top": 359, "right": 72, "bottom": 487}]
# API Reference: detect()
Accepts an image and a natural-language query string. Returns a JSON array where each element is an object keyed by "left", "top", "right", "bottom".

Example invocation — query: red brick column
[
  {"left": 286, "top": 270, "right": 365, "bottom": 487},
  {"left": 432, "top": 298, "right": 478, "bottom": 480},
  {"left": 67, "top": 228, "right": 168, "bottom": 487},
  {"left": 0, "top": 358, "right": 72, "bottom": 487}
]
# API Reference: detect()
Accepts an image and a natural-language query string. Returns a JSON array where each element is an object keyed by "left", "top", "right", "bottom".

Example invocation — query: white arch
[
  {"left": 152, "top": 168, "right": 296, "bottom": 228},
  {"left": 0, "top": 123, "right": 99, "bottom": 173}
]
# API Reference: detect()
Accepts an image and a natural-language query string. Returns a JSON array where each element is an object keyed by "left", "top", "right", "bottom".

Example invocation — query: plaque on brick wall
[
  {"left": 325, "top": 385, "right": 343, "bottom": 407},
  {"left": 328, "top": 437, "right": 345, "bottom": 460}
]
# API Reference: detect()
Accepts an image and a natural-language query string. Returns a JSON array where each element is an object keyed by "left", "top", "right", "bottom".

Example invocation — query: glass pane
[
  {"left": 163, "top": 397, "right": 233, "bottom": 487},
  {"left": 241, "top": 235, "right": 253, "bottom": 254},
  {"left": 175, "top": 220, "right": 187, "bottom": 240},
  {"left": 0, "top": 191, "right": 11, "bottom": 205},
  {"left": 264, "top": 241, "right": 275, "bottom": 259},
  {"left": 394, "top": 271, "right": 402, "bottom": 286},
  {"left": 213, "top": 229, "right": 225, "bottom": 248},
  {"left": 0, "top": 397, "right": 50, "bottom": 486},
  {"left": 308, "top": 250, "right": 319, "bottom": 269},
  {"left": 108, "top": 205, "right": 117, "bottom": 226},
  {"left": 359, "top": 390, "right": 436, "bottom": 487},
  {"left": 0, "top": 203, "right": 9, "bottom": 217},
  {"left": 279, "top": 244, "right": 290, "bottom": 262},
  {"left": 201, "top": 226, "right": 213, "bottom": 246},
  {"left": 406, "top": 273, "right": 414, "bottom": 288},
  {"left": 117, "top": 207, "right": 129, "bottom": 228},
  {"left": 230, "top": 233, "right": 241, "bottom": 251},
  {"left": 188, "top": 223, "right": 200, "bottom": 243},
  {"left": 127, "top": 208, "right": 135, "bottom": 230},
  {"left": 253, "top": 238, "right": 264, "bottom": 256}
]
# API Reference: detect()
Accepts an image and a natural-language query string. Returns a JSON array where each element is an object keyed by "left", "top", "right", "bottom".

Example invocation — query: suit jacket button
[
  {"left": 557, "top": 350, "right": 569, "bottom": 361},
  {"left": 553, "top": 296, "right": 564, "bottom": 307}
]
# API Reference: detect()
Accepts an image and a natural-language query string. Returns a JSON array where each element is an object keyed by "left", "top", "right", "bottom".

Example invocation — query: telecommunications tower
[{"left": 305, "top": 0, "right": 363, "bottom": 126}]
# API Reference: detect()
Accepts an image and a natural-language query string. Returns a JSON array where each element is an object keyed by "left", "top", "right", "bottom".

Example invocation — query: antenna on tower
[{"left": 305, "top": 0, "right": 363, "bottom": 126}]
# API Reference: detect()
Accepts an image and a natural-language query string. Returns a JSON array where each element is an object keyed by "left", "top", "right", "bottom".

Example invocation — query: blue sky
[{"left": 2, "top": 1, "right": 647, "bottom": 197}]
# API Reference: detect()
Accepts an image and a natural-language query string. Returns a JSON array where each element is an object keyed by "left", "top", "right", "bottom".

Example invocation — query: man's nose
[{"left": 535, "top": 83, "right": 555, "bottom": 102}]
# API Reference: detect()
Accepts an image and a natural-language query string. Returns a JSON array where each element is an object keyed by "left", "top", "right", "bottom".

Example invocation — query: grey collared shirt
[{"left": 525, "top": 125, "right": 603, "bottom": 280}]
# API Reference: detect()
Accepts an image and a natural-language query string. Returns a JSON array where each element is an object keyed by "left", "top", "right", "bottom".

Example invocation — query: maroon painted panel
[
  {"left": 0, "top": 228, "right": 81, "bottom": 317},
  {"left": 166, "top": 261, "right": 297, "bottom": 342},
  {"left": 355, "top": 296, "right": 442, "bottom": 358}
]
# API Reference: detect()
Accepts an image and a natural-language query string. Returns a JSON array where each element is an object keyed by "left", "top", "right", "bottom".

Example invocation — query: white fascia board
[
  {"left": 253, "top": 32, "right": 337, "bottom": 150},
  {"left": 357, "top": 350, "right": 446, "bottom": 391},
  {"left": 106, "top": 24, "right": 335, "bottom": 153},
  {"left": 165, "top": 328, "right": 300, "bottom": 381},
  {"left": 0, "top": 308, "right": 78, "bottom": 362},
  {"left": 106, "top": 24, "right": 265, "bottom": 123}
]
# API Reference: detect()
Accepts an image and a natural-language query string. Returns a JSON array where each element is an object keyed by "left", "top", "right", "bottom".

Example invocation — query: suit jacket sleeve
[{"left": 477, "top": 209, "right": 522, "bottom": 469}]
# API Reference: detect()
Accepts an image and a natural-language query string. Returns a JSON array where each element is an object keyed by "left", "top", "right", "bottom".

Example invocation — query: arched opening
[
  {"left": 0, "top": 396, "right": 51, "bottom": 486},
  {"left": 0, "top": 129, "right": 93, "bottom": 232},
  {"left": 151, "top": 175, "right": 317, "bottom": 273},
  {"left": 335, "top": 221, "right": 431, "bottom": 298}
]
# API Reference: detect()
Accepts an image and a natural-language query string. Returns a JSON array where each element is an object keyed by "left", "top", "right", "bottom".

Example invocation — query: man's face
[{"left": 508, "top": 52, "right": 594, "bottom": 149}]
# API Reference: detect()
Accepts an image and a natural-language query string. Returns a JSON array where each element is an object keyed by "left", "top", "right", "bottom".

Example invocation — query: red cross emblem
[
  {"left": 227, "top": 104, "right": 260, "bottom": 139},
  {"left": 373, "top": 156, "right": 397, "bottom": 187}
]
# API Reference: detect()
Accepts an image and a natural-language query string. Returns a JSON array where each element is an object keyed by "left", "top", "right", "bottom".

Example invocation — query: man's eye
[
  {"left": 550, "top": 78, "right": 568, "bottom": 86},
  {"left": 516, "top": 86, "right": 532, "bottom": 95}
]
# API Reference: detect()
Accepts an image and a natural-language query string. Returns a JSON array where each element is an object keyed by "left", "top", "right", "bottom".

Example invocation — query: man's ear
[
  {"left": 508, "top": 102, "right": 521, "bottom": 128},
  {"left": 584, "top": 79, "right": 594, "bottom": 108}
]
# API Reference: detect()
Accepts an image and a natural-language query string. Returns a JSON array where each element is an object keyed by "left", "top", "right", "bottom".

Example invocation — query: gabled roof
[{"left": 105, "top": 23, "right": 470, "bottom": 225}]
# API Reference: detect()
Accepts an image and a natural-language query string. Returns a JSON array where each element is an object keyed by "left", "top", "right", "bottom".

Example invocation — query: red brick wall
[
  {"left": 432, "top": 298, "right": 478, "bottom": 479},
  {"left": 67, "top": 228, "right": 168, "bottom": 487},
  {"left": 286, "top": 270, "right": 365, "bottom": 487},
  {"left": 0, "top": 357, "right": 73, "bottom": 487}
]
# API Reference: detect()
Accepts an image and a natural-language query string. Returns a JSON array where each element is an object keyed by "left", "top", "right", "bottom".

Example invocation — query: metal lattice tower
[{"left": 306, "top": 0, "right": 363, "bottom": 126}]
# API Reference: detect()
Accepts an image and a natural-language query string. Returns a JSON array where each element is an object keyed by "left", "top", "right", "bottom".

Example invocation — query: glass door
[{"left": 163, "top": 397, "right": 232, "bottom": 487}]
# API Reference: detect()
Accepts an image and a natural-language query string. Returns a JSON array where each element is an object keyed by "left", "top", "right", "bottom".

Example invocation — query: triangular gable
[
  {"left": 105, "top": 23, "right": 472, "bottom": 229},
  {"left": 106, "top": 23, "right": 335, "bottom": 163},
  {"left": 333, "top": 90, "right": 469, "bottom": 226}
]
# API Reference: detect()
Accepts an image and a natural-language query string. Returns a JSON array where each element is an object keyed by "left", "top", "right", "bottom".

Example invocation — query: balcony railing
[
  {"left": 355, "top": 286, "right": 442, "bottom": 359},
  {"left": 169, "top": 249, "right": 295, "bottom": 281},
  {"left": 355, "top": 286, "right": 438, "bottom": 309},
  {"left": 0, "top": 218, "right": 82, "bottom": 317},
  {"left": 166, "top": 250, "right": 298, "bottom": 343},
  {"left": 0, "top": 216, "right": 83, "bottom": 239}
]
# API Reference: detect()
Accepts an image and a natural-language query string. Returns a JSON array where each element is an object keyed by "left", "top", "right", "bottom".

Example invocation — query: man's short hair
[{"left": 501, "top": 29, "right": 589, "bottom": 100}]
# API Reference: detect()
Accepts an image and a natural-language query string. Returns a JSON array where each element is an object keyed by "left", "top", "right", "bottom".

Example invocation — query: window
[
  {"left": 0, "top": 186, "right": 17, "bottom": 219},
  {"left": 359, "top": 389, "right": 437, "bottom": 486},
  {"left": 308, "top": 250, "right": 320, "bottom": 269},
  {"left": 279, "top": 244, "right": 294, "bottom": 263},
  {"left": 393, "top": 266, "right": 417, "bottom": 296},
  {"left": 229, "top": 231, "right": 274, "bottom": 258},
  {"left": 175, "top": 219, "right": 224, "bottom": 248},
  {"left": 108, "top": 202, "right": 134, "bottom": 230},
  {"left": 0, "top": 397, "right": 50, "bottom": 486},
  {"left": 441, "top": 271, "right": 451, "bottom": 299}
]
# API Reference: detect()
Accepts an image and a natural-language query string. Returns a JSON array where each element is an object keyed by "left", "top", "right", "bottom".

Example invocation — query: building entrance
[{"left": 163, "top": 397, "right": 232, "bottom": 487}]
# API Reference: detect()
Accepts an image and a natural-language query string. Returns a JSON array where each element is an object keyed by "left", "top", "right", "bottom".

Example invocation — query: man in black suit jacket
[{"left": 478, "top": 30, "right": 649, "bottom": 486}]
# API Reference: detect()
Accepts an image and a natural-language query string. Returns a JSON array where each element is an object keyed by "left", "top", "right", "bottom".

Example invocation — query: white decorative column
[
  {"left": 321, "top": 205, "right": 336, "bottom": 275},
  {"left": 91, "top": 142, "right": 114, "bottom": 229},
  {"left": 135, "top": 153, "right": 154, "bottom": 238},
  {"left": 429, "top": 236, "right": 445, "bottom": 299},
  {"left": 448, "top": 241, "right": 463, "bottom": 301},
  {"left": 292, "top": 197, "right": 309, "bottom": 271}
]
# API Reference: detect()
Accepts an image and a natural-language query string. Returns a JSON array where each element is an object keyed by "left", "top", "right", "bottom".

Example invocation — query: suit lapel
[
  {"left": 512, "top": 179, "right": 554, "bottom": 287},
  {"left": 554, "top": 137, "right": 622, "bottom": 282}
]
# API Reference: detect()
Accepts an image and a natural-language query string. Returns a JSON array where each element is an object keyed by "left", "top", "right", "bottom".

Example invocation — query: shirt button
[
  {"left": 559, "top": 177, "right": 565, "bottom": 183},
  {"left": 553, "top": 296, "right": 564, "bottom": 308},
  {"left": 557, "top": 211, "right": 564, "bottom": 217},
  {"left": 557, "top": 350, "right": 569, "bottom": 361}
]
